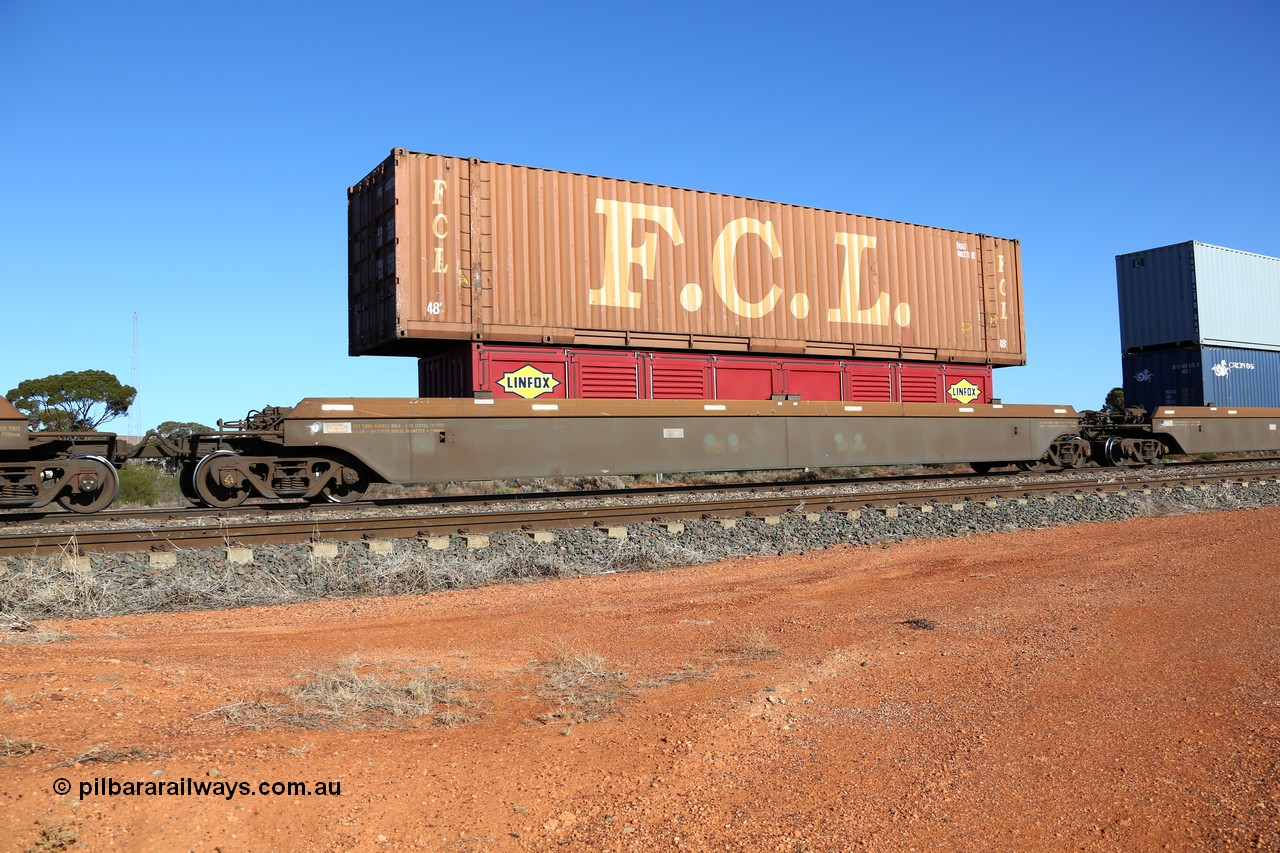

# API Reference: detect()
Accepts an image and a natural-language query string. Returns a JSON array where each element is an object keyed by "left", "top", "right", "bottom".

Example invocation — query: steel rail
[
  {"left": 2, "top": 466, "right": 1276, "bottom": 558},
  {"left": 0, "top": 468, "right": 1007, "bottom": 527}
]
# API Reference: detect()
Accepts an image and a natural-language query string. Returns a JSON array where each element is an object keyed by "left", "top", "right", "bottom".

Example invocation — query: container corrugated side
[
  {"left": 1123, "top": 346, "right": 1206, "bottom": 410},
  {"left": 1116, "top": 241, "right": 1280, "bottom": 352},
  {"left": 1123, "top": 345, "right": 1280, "bottom": 411},
  {"left": 1190, "top": 243, "right": 1280, "bottom": 351},
  {"left": 351, "top": 150, "right": 1025, "bottom": 365},
  {"left": 1116, "top": 242, "right": 1199, "bottom": 351}
]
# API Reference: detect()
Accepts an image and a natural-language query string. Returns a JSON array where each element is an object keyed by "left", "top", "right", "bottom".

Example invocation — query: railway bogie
[
  {"left": 184, "top": 450, "right": 372, "bottom": 508},
  {"left": 0, "top": 396, "right": 121, "bottom": 512},
  {"left": 158, "top": 408, "right": 377, "bottom": 509}
]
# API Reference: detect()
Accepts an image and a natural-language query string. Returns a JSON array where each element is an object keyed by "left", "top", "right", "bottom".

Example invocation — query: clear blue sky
[{"left": 3, "top": 1, "right": 1277, "bottom": 432}]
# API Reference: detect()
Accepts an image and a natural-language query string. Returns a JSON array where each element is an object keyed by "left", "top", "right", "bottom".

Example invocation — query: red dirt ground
[{"left": 2, "top": 508, "right": 1278, "bottom": 851}]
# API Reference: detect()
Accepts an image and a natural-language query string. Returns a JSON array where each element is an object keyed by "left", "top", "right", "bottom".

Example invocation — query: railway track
[
  {"left": 3, "top": 463, "right": 1278, "bottom": 558},
  {"left": 5, "top": 455, "right": 1276, "bottom": 530},
  {"left": 0, "top": 467, "right": 988, "bottom": 528}
]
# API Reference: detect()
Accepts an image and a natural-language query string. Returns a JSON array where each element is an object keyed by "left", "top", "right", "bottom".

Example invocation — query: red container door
[
  {"left": 845, "top": 361, "right": 894, "bottom": 402},
  {"left": 940, "top": 366, "right": 992, "bottom": 404},
  {"left": 479, "top": 347, "right": 570, "bottom": 400},
  {"left": 649, "top": 354, "right": 713, "bottom": 399},
  {"left": 898, "top": 364, "right": 945, "bottom": 403},
  {"left": 714, "top": 358, "right": 781, "bottom": 400},
  {"left": 783, "top": 362, "right": 843, "bottom": 401},
  {"left": 574, "top": 351, "right": 645, "bottom": 398}
]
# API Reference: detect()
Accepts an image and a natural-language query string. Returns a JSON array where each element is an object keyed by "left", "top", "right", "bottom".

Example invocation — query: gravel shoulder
[
  {"left": 5, "top": 480, "right": 1280, "bottom": 621},
  {"left": 2, "top": 506, "right": 1278, "bottom": 850}
]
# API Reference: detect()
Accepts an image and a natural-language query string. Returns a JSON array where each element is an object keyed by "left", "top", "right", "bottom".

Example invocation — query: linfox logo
[
  {"left": 496, "top": 365, "right": 561, "bottom": 399},
  {"left": 946, "top": 379, "right": 982, "bottom": 404}
]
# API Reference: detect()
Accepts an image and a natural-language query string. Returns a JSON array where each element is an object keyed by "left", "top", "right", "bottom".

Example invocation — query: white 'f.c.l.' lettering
[
  {"left": 997, "top": 254, "right": 1008, "bottom": 321},
  {"left": 431, "top": 179, "right": 449, "bottom": 275},
  {"left": 591, "top": 200, "right": 684, "bottom": 309},
  {"left": 589, "top": 199, "right": 911, "bottom": 327},
  {"left": 712, "top": 218, "right": 782, "bottom": 319},
  {"left": 830, "top": 233, "right": 887, "bottom": 326}
]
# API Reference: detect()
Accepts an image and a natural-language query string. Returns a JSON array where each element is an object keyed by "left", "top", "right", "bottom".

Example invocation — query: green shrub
[
  {"left": 117, "top": 465, "right": 156, "bottom": 506},
  {"left": 117, "top": 463, "right": 181, "bottom": 507}
]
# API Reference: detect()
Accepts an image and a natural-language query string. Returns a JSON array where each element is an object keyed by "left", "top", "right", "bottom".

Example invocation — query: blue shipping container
[
  {"left": 1123, "top": 345, "right": 1280, "bottom": 412},
  {"left": 1116, "top": 242, "right": 1280, "bottom": 353}
]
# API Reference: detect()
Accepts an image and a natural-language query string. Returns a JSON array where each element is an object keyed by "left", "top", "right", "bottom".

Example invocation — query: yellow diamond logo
[
  {"left": 496, "top": 365, "right": 561, "bottom": 399},
  {"left": 947, "top": 379, "right": 982, "bottom": 404}
]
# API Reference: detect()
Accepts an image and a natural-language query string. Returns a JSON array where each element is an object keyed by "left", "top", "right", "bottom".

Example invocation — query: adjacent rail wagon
[{"left": 0, "top": 396, "right": 119, "bottom": 512}]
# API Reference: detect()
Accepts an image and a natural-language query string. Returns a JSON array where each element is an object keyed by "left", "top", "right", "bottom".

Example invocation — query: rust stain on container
[{"left": 349, "top": 149, "right": 1025, "bottom": 365}]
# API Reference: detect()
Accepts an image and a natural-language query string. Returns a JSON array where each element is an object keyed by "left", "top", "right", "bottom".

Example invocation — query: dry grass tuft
[
  {"left": 1, "top": 630, "right": 76, "bottom": 645},
  {"left": 636, "top": 664, "right": 708, "bottom": 688},
  {"left": 1, "top": 735, "right": 50, "bottom": 760},
  {"left": 0, "top": 556, "right": 109, "bottom": 619},
  {"left": 718, "top": 625, "right": 781, "bottom": 661},
  {"left": 55, "top": 743, "right": 170, "bottom": 768},
  {"left": 536, "top": 645, "right": 630, "bottom": 723},
  {"left": 217, "top": 655, "right": 477, "bottom": 730},
  {"left": 28, "top": 816, "right": 80, "bottom": 852},
  {"left": 1, "top": 615, "right": 75, "bottom": 645}
]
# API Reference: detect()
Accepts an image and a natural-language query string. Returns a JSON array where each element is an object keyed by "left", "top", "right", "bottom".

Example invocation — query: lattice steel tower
[{"left": 128, "top": 310, "right": 141, "bottom": 439}]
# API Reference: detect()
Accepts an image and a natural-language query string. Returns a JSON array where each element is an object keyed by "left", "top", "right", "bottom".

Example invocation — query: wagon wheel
[
  {"left": 178, "top": 462, "right": 200, "bottom": 504},
  {"left": 970, "top": 462, "right": 994, "bottom": 475},
  {"left": 56, "top": 455, "right": 120, "bottom": 514},
  {"left": 319, "top": 466, "right": 369, "bottom": 504},
  {"left": 1015, "top": 461, "right": 1038, "bottom": 472},
  {"left": 1099, "top": 436, "right": 1124, "bottom": 467},
  {"left": 192, "top": 451, "right": 250, "bottom": 508},
  {"left": 320, "top": 479, "right": 368, "bottom": 504}
]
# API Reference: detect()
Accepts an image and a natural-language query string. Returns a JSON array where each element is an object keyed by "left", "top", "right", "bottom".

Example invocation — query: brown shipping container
[{"left": 349, "top": 149, "right": 1026, "bottom": 365}]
